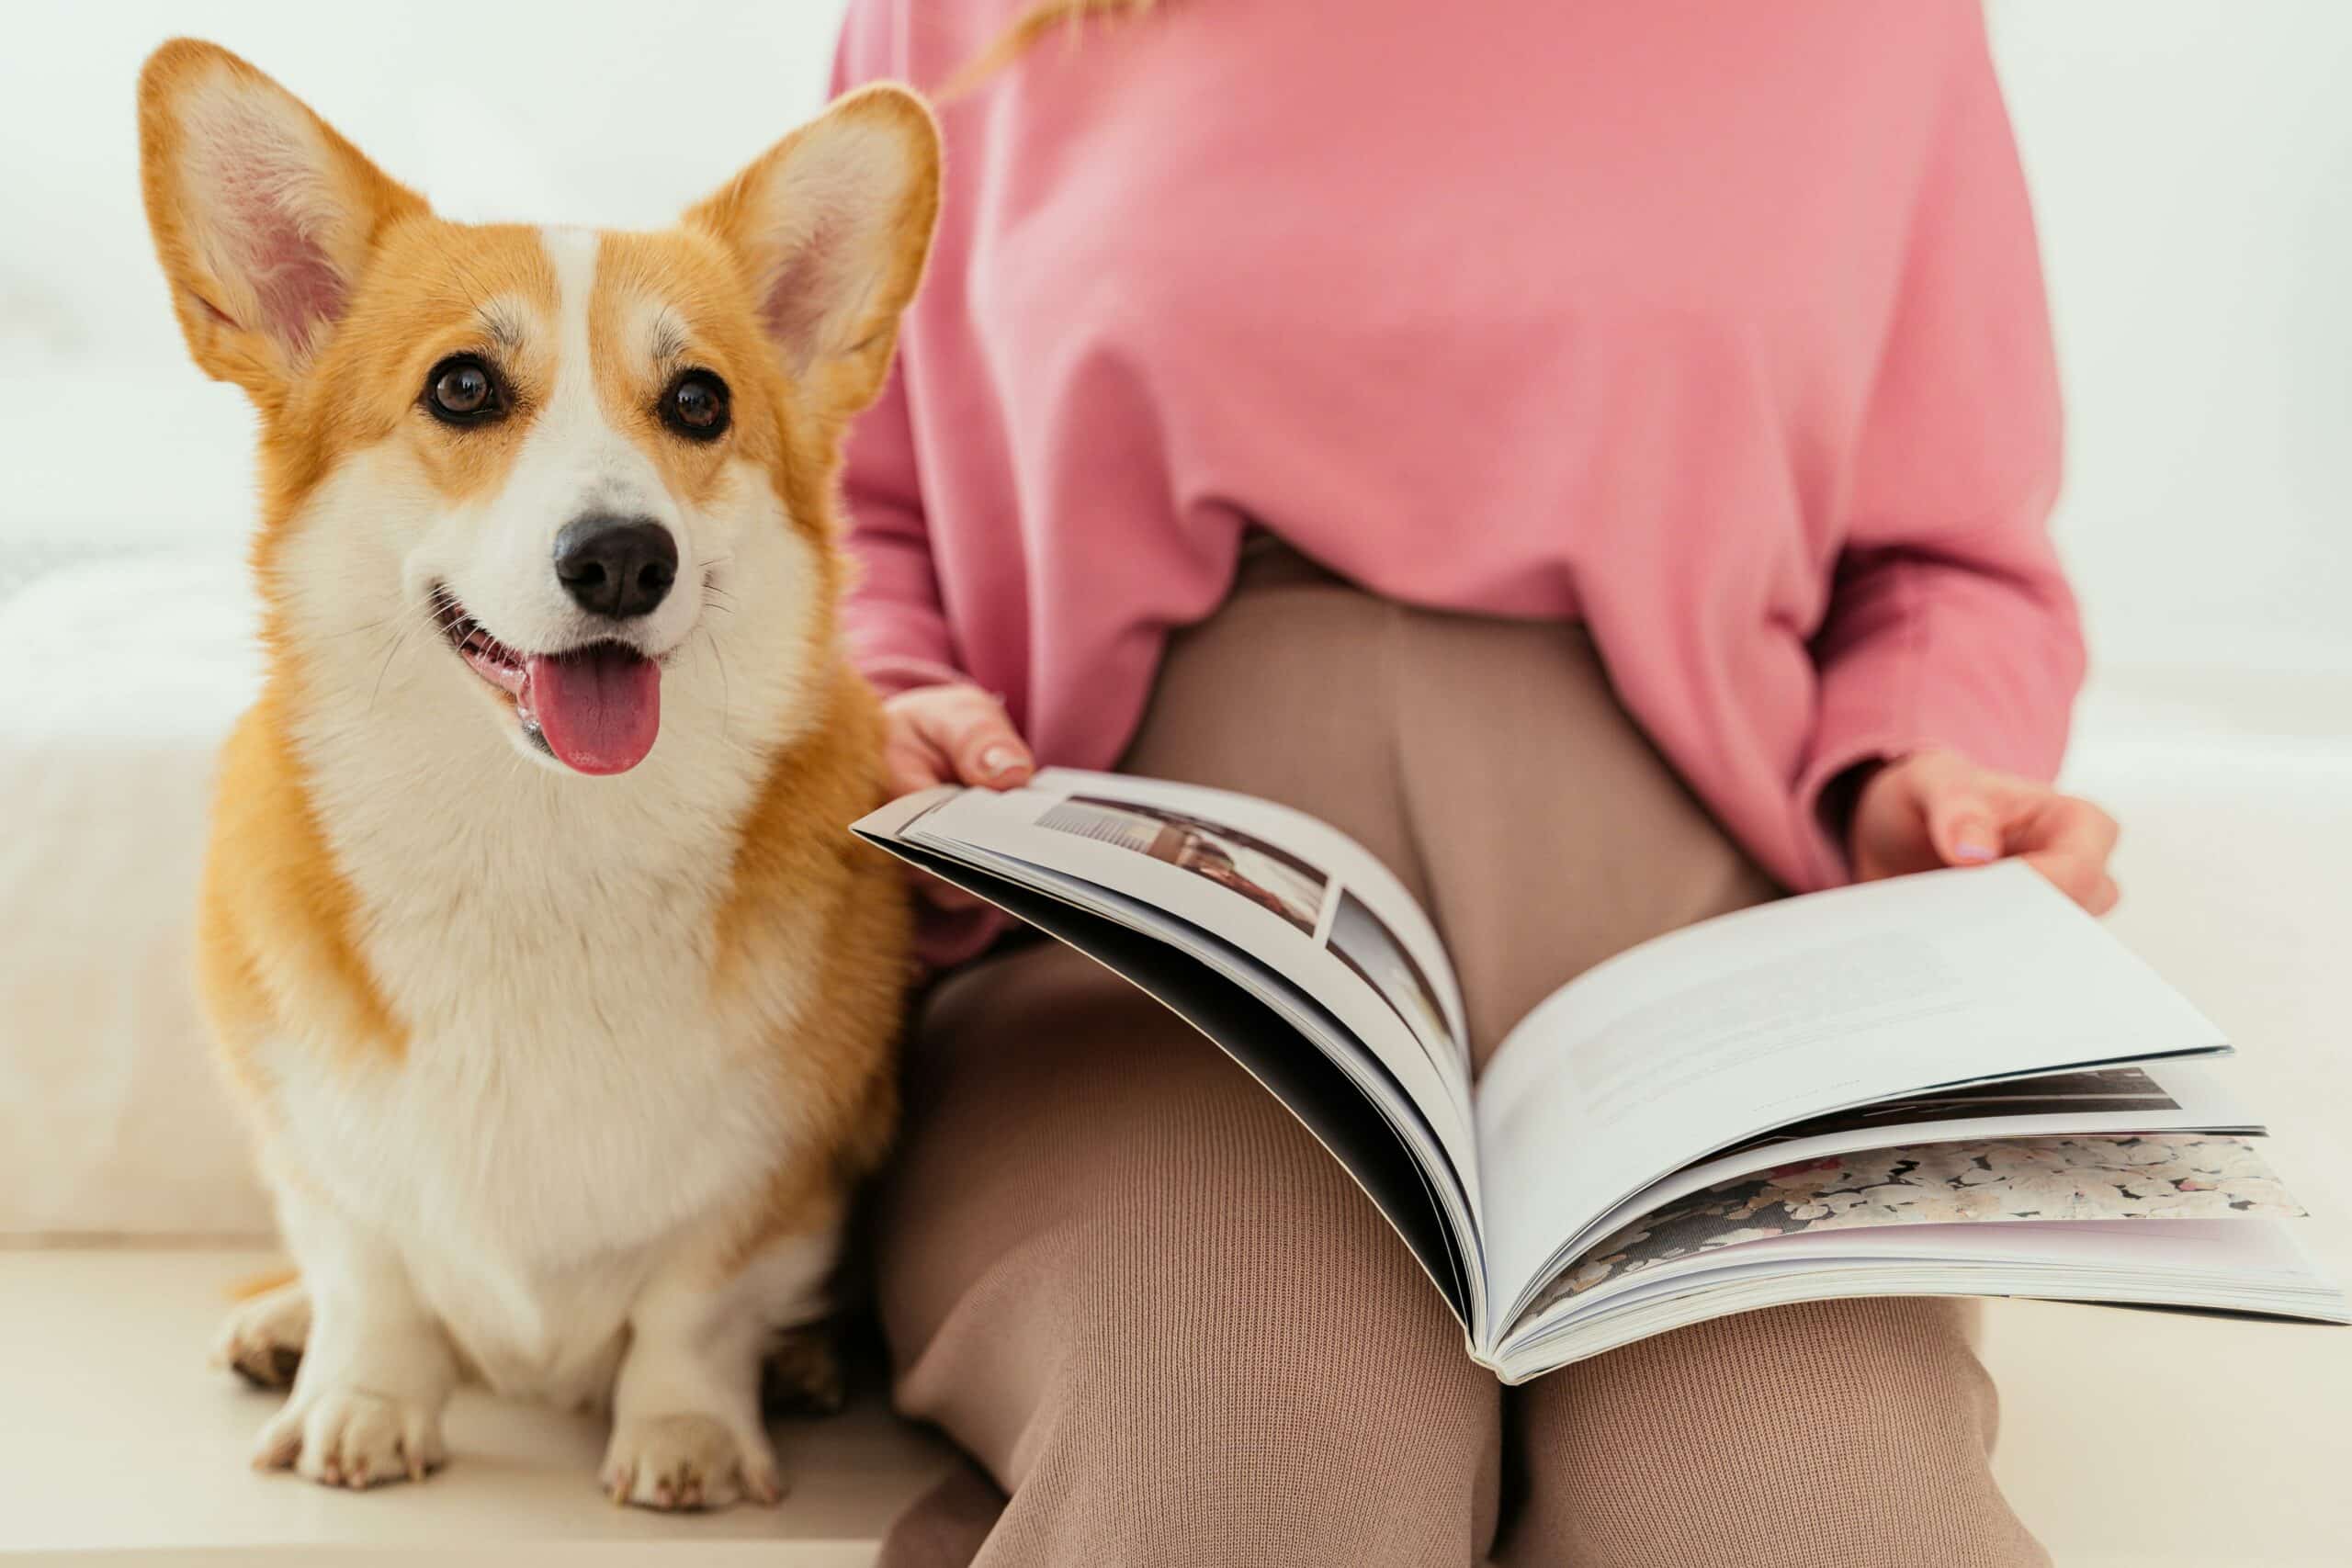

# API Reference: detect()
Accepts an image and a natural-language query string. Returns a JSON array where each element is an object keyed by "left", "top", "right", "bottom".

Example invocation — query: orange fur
[
  {"left": 229, "top": 1266, "right": 300, "bottom": 1303},
  {"left": 196, "top": 683, "right": 410, "bottom": 1077}
]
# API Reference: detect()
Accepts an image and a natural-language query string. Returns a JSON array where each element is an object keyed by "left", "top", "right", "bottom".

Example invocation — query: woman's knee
[
  {"left": 965, "top": 1180, "right": 1500, "bottom": 1568},
  {"left": 1503, "top": 1298, "right": 2046, "bottom": 1568},
  {"left": 894, "top": 1029, "right": 1496, "bottom": 1462},
  {"left": 876, "top": 949, "right": 1499, "bottom": 1562}
]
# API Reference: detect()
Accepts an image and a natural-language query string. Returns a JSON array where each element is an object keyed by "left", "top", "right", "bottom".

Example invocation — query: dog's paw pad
[
  {"left": 256, "top": 1388, "right": 447, "bottom": 1489},
  {"left": 603, "top": 1413, "right": 781, "bottom": 1512}
]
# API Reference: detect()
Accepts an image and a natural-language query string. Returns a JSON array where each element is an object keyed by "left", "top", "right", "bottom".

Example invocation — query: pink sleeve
[
  {"left": 1795, "top": 7, "right": 2085, "bottom": 886},
  {"left": 838, "top": 362, "right": 971, "bottom": 697},
  {"left": 831, "top": 2, "right": 969, "bottom": 699}
]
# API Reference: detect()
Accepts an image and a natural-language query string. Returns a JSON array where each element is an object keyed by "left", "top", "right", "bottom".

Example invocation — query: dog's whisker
[
  {"left": 319, "top": 614, "right": 401, "bottom": 641},
  {"left": 696, "top": 623, "right": 733, "bottom": 744},
  {"left": 368, "top": 626, "right": 414, "bottom": 714}
]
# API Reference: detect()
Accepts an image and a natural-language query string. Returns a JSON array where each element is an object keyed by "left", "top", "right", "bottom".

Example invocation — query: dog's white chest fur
[
  {"left": 268, "top": 989, "right": 774, "bottom": 1402},
  {"left": 259, "top": 665, "right": 816, "bottom": 1404}
]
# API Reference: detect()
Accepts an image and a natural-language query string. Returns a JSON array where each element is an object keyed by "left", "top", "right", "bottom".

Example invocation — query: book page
[
  {"left": 1475, "top": 863, "right": 2230, "bottom": 1321},
  {"left": 853, "top": 809, "right": 1483, "bottom": 1330},
  {"left": 1552, "top": 1057, "right": 2257, "bottom": 1275},
  {"left": 1495, "top": 1213, "right": 2348, "bottom": 1379},
  {"left": 1530, "top": 1133, "right": 2299, "bottom": 1320},
  {"left": 893, "top": 771, "right": 1480, "bottom": 1195}
]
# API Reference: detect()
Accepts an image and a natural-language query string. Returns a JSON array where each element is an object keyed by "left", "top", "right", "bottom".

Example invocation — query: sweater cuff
[{"left": 1793, "top": 732, "right": 1944, "bottom": 888}]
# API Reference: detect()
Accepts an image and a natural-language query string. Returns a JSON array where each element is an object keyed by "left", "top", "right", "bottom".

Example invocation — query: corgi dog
[{"left": 136, "top": 39, "right": 927, "bottom": 1508}]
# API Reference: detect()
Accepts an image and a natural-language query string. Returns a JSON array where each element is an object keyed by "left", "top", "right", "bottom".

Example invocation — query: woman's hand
[
  {"left": 1847, "top": 749, "right": 2120, "bottom": 915},
  {"left": 882, "top": 683, "right": 1035, "bottom": 909}
]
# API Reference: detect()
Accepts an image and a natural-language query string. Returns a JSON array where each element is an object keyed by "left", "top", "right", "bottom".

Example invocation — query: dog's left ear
[{"left": 686, "top": 85, "right": 941, "bottom": 422}]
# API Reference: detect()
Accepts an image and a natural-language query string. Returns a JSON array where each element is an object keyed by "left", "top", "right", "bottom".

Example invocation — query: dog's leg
[
  {"left": 213, "top": 1274, "right": 311, "bottom": 1389},
  {"left": 602, "top": 1228, "right": 839, "bottom": 1511},
  {"left": 761, "top": 1320, "right": 849, "bottom": 1416},
  {"left": 252, "top": 1183, "right": 458, "bottom": 1490}
]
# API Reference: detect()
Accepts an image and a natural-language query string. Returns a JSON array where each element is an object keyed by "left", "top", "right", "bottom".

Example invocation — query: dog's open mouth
[{"left": 432, "top": 587, "right": 662, "bottom": 775}]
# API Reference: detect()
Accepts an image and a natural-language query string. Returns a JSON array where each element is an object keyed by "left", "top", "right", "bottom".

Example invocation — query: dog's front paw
[
  {"left": 761, "top": 1323, "right": 847, "bottom": 1417},
  {"left": 255, "top": 1386, "right": 447, "bottom": 1490},
  {"left": 603, "top": 1413, "right": 781, "bottom": 1511},
  {"left": 211, "top": 1279, "right": 311, "bottom": 1390}
]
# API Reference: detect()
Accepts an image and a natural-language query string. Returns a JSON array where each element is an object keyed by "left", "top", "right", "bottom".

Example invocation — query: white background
[{"left": 0, "top": 0, "right": 2345, "bottom": 693}]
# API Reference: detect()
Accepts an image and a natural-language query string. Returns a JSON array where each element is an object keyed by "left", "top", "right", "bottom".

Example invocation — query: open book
[{"left": 856, "top": 770, "right": 2349, "bottom": 1382}]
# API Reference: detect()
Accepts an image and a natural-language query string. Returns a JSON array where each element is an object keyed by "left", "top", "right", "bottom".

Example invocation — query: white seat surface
[
  {"left": 0, "top": 1248, "right": 956, "bottom": 1565},
  {"left": 5, "top": 1245, "right": 2346, "bottom": 1564}
]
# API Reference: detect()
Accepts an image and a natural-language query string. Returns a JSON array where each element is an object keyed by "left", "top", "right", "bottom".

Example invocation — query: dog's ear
[
  {"left": 138, "top": 39, "right": 427, "bottom": 407},
  {"left": 685, "top": 85, "right": 941, "bottom": 422}
]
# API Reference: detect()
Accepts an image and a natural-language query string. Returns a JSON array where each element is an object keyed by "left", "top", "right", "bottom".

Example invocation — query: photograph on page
[
  {"left": 1705, "top": 1066, "right": 2196, "bottom": 1160},
  {"left": 910, "top": 771, "right": 1473, "bottom": 1092},
  {"left": 1532, "top": 1134, "right": 2302, "bottom": 1314},
  {"left": 1037, "top": 795, "right": 1329, "bottom": 936}
]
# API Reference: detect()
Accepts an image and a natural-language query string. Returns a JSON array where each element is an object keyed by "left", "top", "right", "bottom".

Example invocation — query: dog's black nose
[{"left": 553, "top": 515, "right": 677, "bottom": 620}]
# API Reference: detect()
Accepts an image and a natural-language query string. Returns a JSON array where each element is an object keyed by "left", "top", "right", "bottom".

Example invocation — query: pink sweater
[{"left": 833, "top": 0, "right": 2082, "bottom": 898}]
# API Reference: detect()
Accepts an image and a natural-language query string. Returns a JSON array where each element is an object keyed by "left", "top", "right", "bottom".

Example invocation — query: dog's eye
[
  {"left": 424, "top": 356, "right": 503, "bottom": 424},
  {"left": 662, "top": 370, "right": 729, "bottom": 442}
]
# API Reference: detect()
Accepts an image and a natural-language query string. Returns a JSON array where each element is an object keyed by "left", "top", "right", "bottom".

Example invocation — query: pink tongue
[{"left": 526, "top": 645, "right": 662, "bottom": 775}]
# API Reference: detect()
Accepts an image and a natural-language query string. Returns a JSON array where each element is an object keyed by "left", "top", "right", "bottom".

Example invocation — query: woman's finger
[
  {"left": 2015, "top": 796, "right": 2121, "bottom": 911},
  {"left": 918, "top": 694, "right": 1035, "bottom": 788},
  {"left": 882, "top": 735, "right": 950, "bottom": 798},
  {"left": 2024, "top": 795, "right": 2120, "bottom": 863},
  {"left": 1918, "top": 775, "right": 2003, "bottom": 866},
  {"left": 2022, "top": 847, "right": 2109, "bottom": 910}
]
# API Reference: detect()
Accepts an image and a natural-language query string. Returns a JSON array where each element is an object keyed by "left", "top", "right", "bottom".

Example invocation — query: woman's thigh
[
  {"left": 1383, "top": 604, "right": 1781, "bottom": 1066},
  {"left": 874, "top": 939, "right": 1501, "bottom": 1566}
]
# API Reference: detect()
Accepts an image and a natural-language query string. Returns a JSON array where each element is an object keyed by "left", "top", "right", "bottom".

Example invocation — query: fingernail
[
  {"left": 1953, "top": 839, "right": 1997, "bottom": 864},
  {"left": 978, "top": 744, "right": 1024, "bottom": 778}
]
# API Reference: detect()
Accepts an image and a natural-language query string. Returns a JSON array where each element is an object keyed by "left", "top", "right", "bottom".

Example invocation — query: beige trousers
[{"left": 874, "top": 545, "right": 2048, "bottom": 1567}]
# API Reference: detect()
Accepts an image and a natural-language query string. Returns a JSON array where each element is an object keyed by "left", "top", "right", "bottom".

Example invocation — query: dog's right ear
[{"left": 138, "top": 39, "right": 426, "bottom": 408}]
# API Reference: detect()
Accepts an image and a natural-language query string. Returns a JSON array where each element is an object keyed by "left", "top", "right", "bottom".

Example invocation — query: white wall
[
  {"left": 1989, "top": 0, "right": 2352, "bottom": 688},
  {"left": 0, "top": 0, "right": 854, "bottom": 362},
  {"left": 0, "top": 0, "right": 855, "bottom": 547},
  {"left": 2, "top": 1, "right": 2345, "bottom": 696}
]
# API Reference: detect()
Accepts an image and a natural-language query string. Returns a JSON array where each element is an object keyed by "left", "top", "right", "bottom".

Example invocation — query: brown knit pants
[{"left": 875, "top": 546, "right": 2049, "bottom": 1568}]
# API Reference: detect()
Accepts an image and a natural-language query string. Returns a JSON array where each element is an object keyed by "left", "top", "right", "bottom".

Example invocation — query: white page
[
  {"left": 1523, "top": 1217, "right": 2330, "bottom": 1353},
  {"left": 1476, "top": 863, "right": 2230, "bottom": 1322},
  {"left": 900, "top": 771, "right": 1480, "bottom": 1189},
  {"left": 1518, "top": 1130, "right": 2298, "bottom": 1326},
  {"left": 1496, "top": 1215, "right": 2348, "bottom": 1377},
  {"left": 859, "top": 786, "right": 1490, "bottom": 1336},
  {"left": 1547, "top": 1057, "right": 2256, "bottom": 1284}
]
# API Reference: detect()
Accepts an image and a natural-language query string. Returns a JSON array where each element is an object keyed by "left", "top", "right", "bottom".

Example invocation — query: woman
[{"left": 836, "top": 3, "right": 2117, "bottom": 1563}]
